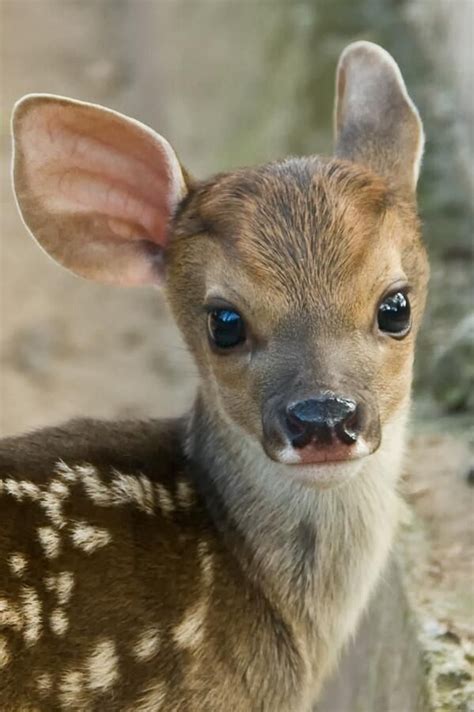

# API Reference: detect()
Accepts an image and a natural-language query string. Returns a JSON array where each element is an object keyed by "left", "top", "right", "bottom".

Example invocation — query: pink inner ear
[
  {"left": 22, "top": 102, "right": 179, "bottom": 246},
  {"left": 14, "top": 97, "right": 187, "bottom": 286}
]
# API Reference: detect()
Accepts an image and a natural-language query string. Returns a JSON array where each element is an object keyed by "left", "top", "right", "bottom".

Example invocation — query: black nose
[{"left": 286, "top": 396, "right": 359, "bottom": 448}]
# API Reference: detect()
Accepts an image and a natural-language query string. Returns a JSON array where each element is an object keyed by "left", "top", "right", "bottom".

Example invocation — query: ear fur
[
  {"left": 11, "top": 94, "right": 188, "bottom": 286},
  {"left": 334, "top": 41, "right": 424, "bottom": 194}
]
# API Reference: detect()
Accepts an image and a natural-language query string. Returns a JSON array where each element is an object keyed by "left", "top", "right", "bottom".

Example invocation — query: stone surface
[{"left": 432, "top": 314, "right": 474, "bottom": 413}]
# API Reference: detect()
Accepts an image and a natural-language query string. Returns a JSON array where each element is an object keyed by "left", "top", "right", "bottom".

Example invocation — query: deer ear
[
  {"left": 334, "top": 41, "right": 424, "bottom": 194},
  {"left": 12, "top": 94, "right": 188, "bottom": 286}
]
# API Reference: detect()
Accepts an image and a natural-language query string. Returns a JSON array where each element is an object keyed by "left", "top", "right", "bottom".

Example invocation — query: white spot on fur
[
  {"left": 40, "top": 491, "right": 65, "bottom": 528},
  {"left": 110, "top": 471, "right": 155, "bottom": 514},
  {"left": 49, "top": 479, "right": 70, "bottom": 499},
  {"left": 0, "top": 598, "right": 22, "bottom": 630},
  {"left": 155, "top": 484, "right": 174, "bottom": 516},
  {"left": 4, "top": 478, "right": 23, "bottom": 500},
  {"left": 59, "top": 670, "right": 86, "bottom": 708},
  {"left": 0, "top": 636, "right": 10, "bottom": 668},
  {"left": 37, "top": 671, "right": 53, "bottom": 695},
  {"left": 80, "top": 465, "right": 112, "bottom": 505},
  {"left": 56, "top": 460, "right": 78, "bottom": 483},
  {"left": 57, "top": 571, "right": 75, "bottom": 605},
  {"left": 19, "top": 480, "right": 41, "bottom": 500},
  {"left": 38, "top": 526, "right": 61, "bottom": 559},
  {"left": 133, "top": 626, "right": 161, "bottom": 662},
  {"left": 9, "top": 552, "right": 27, "bottom": 577},
  {"left": 70, "top": 522, "right": 111, "bottom": 553},
  {"left": 45, "top": 571, "right": 75, "bottom": 606},
  {"left": 50, "top": 607, "right": 69, "bottom": 636},
  {"left": 87, "top": 638, "right": 119, "bottom": 692},
  {"left": 20, "top": 585, "right": 42, "bottom": 645},
  {"left": 173, "top": 600, "right": 207, "bottom": 649},
  {"left": 176, "top": 480, "right": 195, "bottom": 509}
]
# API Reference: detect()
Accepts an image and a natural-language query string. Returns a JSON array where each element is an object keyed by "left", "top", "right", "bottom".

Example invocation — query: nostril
[
  {"left": 285, "top": 410, "right": 316, "bottom": 449},
  {"left": 285, "top": 396, "right": 359, "bottom": 449},
  {"left": 336, "top": 415, "right": 359, "bottom": 445}
]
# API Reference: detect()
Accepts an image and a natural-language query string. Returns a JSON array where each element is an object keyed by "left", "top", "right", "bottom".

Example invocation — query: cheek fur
[{"left": 375, "top": 341, "right": 414, "bottom": 421}]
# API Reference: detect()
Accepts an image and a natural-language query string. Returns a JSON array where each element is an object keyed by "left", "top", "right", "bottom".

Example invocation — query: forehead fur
[{"left": 171, "top": 157, "right": 420, "bottom": 304}]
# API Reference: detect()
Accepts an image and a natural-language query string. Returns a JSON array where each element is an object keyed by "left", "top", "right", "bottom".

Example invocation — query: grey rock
[{"left": 432, "top": 314, "right": 474, "bottom": 412}]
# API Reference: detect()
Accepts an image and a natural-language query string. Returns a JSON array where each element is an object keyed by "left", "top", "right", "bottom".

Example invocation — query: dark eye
[
  {"left": 208, "top": 309, "right": 246, "bottom": 350},
  {"left": 377, "top": 291, "right": 411, "bottom": 337}
]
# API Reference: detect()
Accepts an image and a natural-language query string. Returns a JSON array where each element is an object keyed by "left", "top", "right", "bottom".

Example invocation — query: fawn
[{"left": 0, "top": 41, "right": 428, "bottom": 711}]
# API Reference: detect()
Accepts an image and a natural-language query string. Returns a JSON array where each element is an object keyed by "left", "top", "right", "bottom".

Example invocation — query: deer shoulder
[{"left": 0, "top": 420, "right": 300, "bottom": 711}]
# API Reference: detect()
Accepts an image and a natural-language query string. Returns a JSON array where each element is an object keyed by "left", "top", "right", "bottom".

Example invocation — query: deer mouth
[{"left": 274, "top": 437, "right": 372, "bottom": 466}]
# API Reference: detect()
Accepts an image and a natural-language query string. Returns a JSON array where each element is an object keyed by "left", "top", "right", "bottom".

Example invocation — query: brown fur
[
  {"left": 0, "top": 420, "right": 304, "bottom": 711},
  {"left": 1, "top": 42, "right": 429, "bottom": 710}
]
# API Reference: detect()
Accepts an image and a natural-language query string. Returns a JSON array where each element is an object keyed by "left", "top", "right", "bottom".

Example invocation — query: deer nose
[{"left": 285, "top": 395, "right": 359, "bottom": 448}]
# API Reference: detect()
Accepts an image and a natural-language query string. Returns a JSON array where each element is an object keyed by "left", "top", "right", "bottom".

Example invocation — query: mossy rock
[{"left": 432, "top": 314, "right": 474, "bottom": 412}]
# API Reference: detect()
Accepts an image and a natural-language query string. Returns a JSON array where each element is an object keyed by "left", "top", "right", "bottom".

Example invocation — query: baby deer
[{"left": 1, "top": 41, "right": 428, "bottom": 711}]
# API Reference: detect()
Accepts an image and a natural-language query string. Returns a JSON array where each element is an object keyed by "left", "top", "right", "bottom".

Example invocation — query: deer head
[{"left": 11, "top": 41, "right": 428, "bottom": 489}]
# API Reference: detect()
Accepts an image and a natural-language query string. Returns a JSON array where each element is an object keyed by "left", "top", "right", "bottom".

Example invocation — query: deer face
[
  {"left": 166, "top": 156, "right": 428, "bottom": 485},
  {"left": 11, "top": 42, "right": 428, "bottom": 487}
]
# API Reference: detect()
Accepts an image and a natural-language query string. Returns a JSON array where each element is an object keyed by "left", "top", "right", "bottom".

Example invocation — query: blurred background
[
  {"left": 0, "top": 0, "right": 472, "bottom": 439},
  {"left": 0, "top": 1, "right": 472, "bottom": 707}
]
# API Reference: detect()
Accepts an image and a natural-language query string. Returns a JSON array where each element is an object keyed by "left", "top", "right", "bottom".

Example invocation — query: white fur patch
[
  {"left": 20, "top": 585, "right": 42, "bottom": 645},
  {"left": 9, "top": 552, "right": 27, "bottom": 577},
  {"left": 155, "top": 484, "right": 174, "bottom": 516},
  {"left": 38, "top": 526, "right": 61, "bottom": 559},
  {"left": 87, "top": 638, "right": 119, "bottom": 691},
  {"left": 70, "top": 522, "right": 111, "bottom": 553},
  {"left": 40, "top": 490, "right": 65, "bottom": 528},
  {"left": 19, "top": 480, "right": 41, "bottom": 500},
  {"left": 59, "top": 670, "right": 86, "bottom": 708},
  {"left": 56, "top": 460, "right": 78, "bottom": 483},
  {"left": 49, "top": 479, "right": 70, "bottom": 499},
  {"left": 56, "top": 571, "right": 75, "bottom": 605},
  {"left": 80, "top": 465, "right": 112, "bottom": 505},
  {"left": 133, "top": 626, "right": 161, "bottom": 662},
  {"left": 4, "top": 478, "right": 23, "bottom": 501},
  {"left": 110, "top": 471, "right": 155, "bottom": 514},
  {"left": 79, "top": 464, "right": 167, "bottom": 516},
  {"left": 45, "top": 571, "right": 75, "bottom": 606},
  {"left": 0, "top": 636, "right": 10, "bottom": 668},
  {"left": 50, "top": 607, "right": 69, "bottom": 636},
  {"left": 173, "top": 600, "right": 207, "bottom": 649}
]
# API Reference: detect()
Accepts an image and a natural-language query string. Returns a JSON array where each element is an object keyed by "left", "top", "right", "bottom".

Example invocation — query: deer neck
[{"left": 186, "top": 392, "right": 406, "bottom": 651}]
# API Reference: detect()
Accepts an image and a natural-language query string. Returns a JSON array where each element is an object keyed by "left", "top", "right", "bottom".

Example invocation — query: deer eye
[
  {"left": 377, "top": 291, "right": 411, "bottom": 337},
  {"left": 208, "top": 309, "right": 246, "bottom": 349}
]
